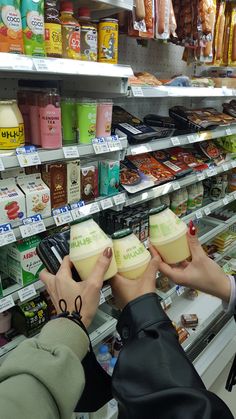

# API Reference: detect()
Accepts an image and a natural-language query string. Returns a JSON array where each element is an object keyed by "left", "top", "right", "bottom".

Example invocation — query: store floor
[{"left": 210, "top": 360, "right": 236, "bottom": 416}]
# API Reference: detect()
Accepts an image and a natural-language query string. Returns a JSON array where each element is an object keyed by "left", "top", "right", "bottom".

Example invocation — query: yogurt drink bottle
[
  {"left": 149, "top": 205, "right": 190, "bottom": 264},
  {"left": 70, "top": 217, "right": 117, "bottom": 281},
  {"left": 112, "top": 228, "right": 151, "bottom": 279}
]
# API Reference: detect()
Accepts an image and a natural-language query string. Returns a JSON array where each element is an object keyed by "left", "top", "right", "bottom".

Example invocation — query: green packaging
[
  {"left": 61, "top": 98, "right": 77, "bottom": 144},
  {"left": 76, "top": 100, "right": 97, "bottom": 144},
  {"left": 99, "top": 159, "right": 120, "bottom": 196},
  {"left": 21, "top": 0, "right": 45, "bottom": 56}
]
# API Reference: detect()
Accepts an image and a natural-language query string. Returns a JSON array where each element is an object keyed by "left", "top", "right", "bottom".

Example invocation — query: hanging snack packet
[
  {"left": 228, "top": 5, "right": 236, "bottom": 66},
  {"left": 214, "top": 1, "right": 226, "bottom": 64}
]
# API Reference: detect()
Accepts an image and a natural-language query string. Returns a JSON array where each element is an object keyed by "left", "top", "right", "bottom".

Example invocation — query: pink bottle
[
  {"left": 29, "top": 91, "right": 41, "bottom": 146},
  {"left": 96, "top": 100, "right": 113, "bottom": 138},
  {"left": 39, "top": 89, "right": 62, "bottom": 149}
]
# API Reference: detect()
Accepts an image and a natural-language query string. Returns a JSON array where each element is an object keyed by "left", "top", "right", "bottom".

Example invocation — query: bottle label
[
  {"left": 45, "top": 23, "right": 62, "bottom": 55},
  {"left": 0, "top": 126, "right": 22, "bottom": 149},
  {"left": 62, "top": 25, "right": 80, "bottom": 58},
  {"left": 80, "top": 25, "right": 97, "bottom": 61},
  {"left": 27, "top": 11, "right": 44, "bottom": 36},
  {"left": 40, "top": 104, "right": 62, "bottom": 144}
]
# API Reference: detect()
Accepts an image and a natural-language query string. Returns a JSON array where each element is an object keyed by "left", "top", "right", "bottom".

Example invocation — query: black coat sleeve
[{"left": 112, "top": 293, "right": 234, "bottom": 419}]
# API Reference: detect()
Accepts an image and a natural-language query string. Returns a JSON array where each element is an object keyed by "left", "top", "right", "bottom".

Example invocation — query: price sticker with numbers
[
  {"left": 204, "top": 207, "right": 211, "bottom": 216},
  {"left": 0, "top": 223, "right": 16, "bottom": 247},
  {"left": 176, "top": 285, "right": 185, "bottom": 297},
  {"left": 33, "top": 58, "right": 49, "bottom": 72},
  {"left": 0, "top": 295, "right": 15, "bottom": 313},
  {"left": 171, "top": 137, "right": 180, "bottom": 146},
  {"left": 197, "top": 172, "right": 205, "bottom": 181},
  {"left": 195, "top": 210, "right": 203, "bottom": 219},
  {"left": 70, "top": 201, "right": 85, "bottom": 220},
  {"left": 207, "top": 168, "right": 217, "bottom": 177},
  {"left": 131, "top": 86, "right": 144, "bottom": 97},
  {"left": 222, "top": 163, "right": 229, "bottom": 172},
  {"left": 88, "top": 202, "right": 100, "bottom": 215},
  {"left": 52, "top": 205, "right": 72, "bottom": 226},
  {"left": 16, "top": 146, "right": 41, "bottom": 167},
  {"left": 92, "top": 137, "right": 109, "bottom": 154},
  {"left": 20, "top": 214, "right": 46, "bottom": 238},
  {"left": 63, "top": 146, "right": 79, "bottom": 159},
  {"left": 187, "top": 134, "right": 197, "bottom": 143},
  {"left": 18, "top": 284, "right": 37, "bottom": 303},
  {"left": 131, "top": 144, "right": 152, "bottom": 155},
  {"left": 101, "top": 197, "right": 113, "bottom": 210},
  {"left": 113, "top": 193, "right": 126, "bottom": 206},
  {"left": 106, "top": 135, "right": 122, "bottom": 151},
  {"left": 172, "top": 182, "right": 180, "bottom": 191},
  {"left": 0, "top": 158, "right": 5, "bottom": 171}
]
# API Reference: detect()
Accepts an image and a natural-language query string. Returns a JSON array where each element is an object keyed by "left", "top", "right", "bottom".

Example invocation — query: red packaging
[
  {"left": 127, "top": 153, "right": 175, "bottom": 185},
  {"left": 152, "top": 150, "right": 192, "bottom": 177}
]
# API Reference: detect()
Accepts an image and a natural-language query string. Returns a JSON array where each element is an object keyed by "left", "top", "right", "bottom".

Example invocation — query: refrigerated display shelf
[
  {"left": 129, "top": 85, "right": 236, "bottom": 98},
  {"left": 214, "top": 242, "right": 236, "bottom": 263},
  {"left": 126, "top": 125, "right": 236, "bottom": 156}
]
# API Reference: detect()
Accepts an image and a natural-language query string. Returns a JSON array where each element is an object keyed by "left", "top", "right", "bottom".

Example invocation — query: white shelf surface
[
  {"left": 129, "top": 85, "right": 236, "bottom": 98},
  {"left": 127, "top": 125, "right": 236, "bottom": 156}
]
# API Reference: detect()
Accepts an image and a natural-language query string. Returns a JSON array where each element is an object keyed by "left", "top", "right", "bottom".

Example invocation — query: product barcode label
[
  {"left": 204, "top": 207, "right": 211, "bottom": 216},
  {"left": 113, "top": 193, "right": 126, "bottom": 206},
  {"left": 176, "top": 285, "right": 185, "bottom": 296},
  {"left": 92, "top": 137, "right": 110, "bottom": 154},
  {"left": 52, "top": 206, "right": 72, "bottom": 226},
  {"left": 131, "top": 86, "right": 144, "bottom": 97},
  {"left": 0, "top": 158, "right": 5, "bottom": 171},
  {"left": 99, "top": 290, "right": 106, "bottom": 305},
  {"left": 16, "top": 146, "right": 41, "bottom": 167},
  {"left": 0, "top": 223, "right": 16, "bottom": 247},
  {"left": 172, "top": 182, "right": 180, "bottom": 191},
  {"left": 63, "top": 146, "right": 80, "bottom": 159},
  {"left": 131, "top": 144, "right": 152, "bottom": 155},
  {"left": 187, "top": 134, "right": 196, "bottom": 143},
  {"left": 106, "top": 135, "right": 122, "bottom": 151},
  {"left": 195, "top": 210, "right": 203, "bottom": 219},
  {"left": 101, "top": 198, "right": 113, "bottom": 210},
  {"left": 18, "top": 284, "right": 37, "bottom": 303},
  {"left": 171, "top": 137, "right": 180, "bottom": 146},
  {"left": 0, "top": 295, "right": 15, "bottom": 313}
]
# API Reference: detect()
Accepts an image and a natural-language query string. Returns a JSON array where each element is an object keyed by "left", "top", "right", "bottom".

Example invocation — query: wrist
[{"left": 211, "top": 273, "right": 231, "bottom": 302}]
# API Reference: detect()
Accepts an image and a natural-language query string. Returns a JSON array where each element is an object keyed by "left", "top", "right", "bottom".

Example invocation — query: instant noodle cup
[
  {"left": 70, "top": 217, "right": 117, "bottom": 281},
  {"left": 112, "top": 228, "right": 151, "bottom": 279},
  {"left": 149, "top": 205, "right": 190, "bottom": 264}
]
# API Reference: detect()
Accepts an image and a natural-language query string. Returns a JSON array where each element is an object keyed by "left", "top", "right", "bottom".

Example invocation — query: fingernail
[
  {"left": 189, "top": 220, "right": 196, "bottom": 236},
  {"left": 103, "top": 247, "right": 112, "bottom": 258}
]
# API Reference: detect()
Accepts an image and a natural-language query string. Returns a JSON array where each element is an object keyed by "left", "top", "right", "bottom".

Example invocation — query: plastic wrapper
[
  {"left": 128, "top": 153, "right": 175, "bottom": 185},
  {"left": 152, "top": 150, "right": 192, "bottom": 178},
  {"left": 214, "top": 1, "right": 226, "bottom": 64},
  {"left": 221, "top": 2, "right": 231, "bottom": 66},
  {"left": 228, "top": 5, "right": 236, "bottom": 66},
  {"left": 200, "top": 0, "right": 216, "bottom": 63},
  {"left": 155, "top": 0, "right": 171, "bottom": 39}
]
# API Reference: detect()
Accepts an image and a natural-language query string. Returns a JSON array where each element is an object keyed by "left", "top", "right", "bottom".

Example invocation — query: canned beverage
[
  {"left": 98, "top": 18, "right": 118, "bottom": 64},
  {"left": 80, "top": 23, "right": 98, "bottom": 61}
]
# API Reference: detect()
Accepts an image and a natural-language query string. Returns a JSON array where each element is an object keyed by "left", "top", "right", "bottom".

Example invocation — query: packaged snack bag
[{"left": 228, "top": 5, "right": 236, "bottom": 66}]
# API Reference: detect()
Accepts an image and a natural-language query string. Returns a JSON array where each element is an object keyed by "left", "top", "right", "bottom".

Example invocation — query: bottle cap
[
  {"left": 111, "top": 228, "right": 132, "bottom": 240},
  {"left": 78, "top": 7, "right": 91, "bottom": 19},
  {"left": 99, "top": 344, "right": 109, "bottom": 354},
  {"left": 61, "top": 1, "right": 73, "bottom": 12}
]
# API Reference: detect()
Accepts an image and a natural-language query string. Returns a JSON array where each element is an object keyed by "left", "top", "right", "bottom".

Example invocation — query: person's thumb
[
  {"left": 187, "top": 223, "right": 205, "bottom": 259},
  {"left": 88, "top": 247, "right": 113, "bottom": 287}
]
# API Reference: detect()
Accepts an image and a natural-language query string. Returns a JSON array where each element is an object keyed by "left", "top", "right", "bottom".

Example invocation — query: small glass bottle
[
  {"left": 39, "top": 89, "right": 62, "bottom": 149},
  {"left": 45, "top": 0, "right": 62, "bottom": 58}
]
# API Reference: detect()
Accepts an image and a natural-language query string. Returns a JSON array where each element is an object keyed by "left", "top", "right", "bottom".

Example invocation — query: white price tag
[
  {"left": 131, "top": 86, "right": 144, "bottom": 97},
  {"left": 231, "top": 160, "right": 236, "bottom": 168},
  {"left": 18, "top": 284, "right": 36, "bottom": 302},
  {"left": 92, "top": 137, "right": 110, "bottom": 154},
  {"left": 16, "top": 146, "right": 41, "bottom": 167},
  {"left": 223, "top": 197, "right": 229, "bottom": 206},
  {"left": 33, "top": 58, "right": 49, "bottom": 72},
  {"left": 131, "top": 144, "right": 152, "bottom": 155},
  {"left": 0, "top": 158, "right": 5, "bottom": 171},
  {"left": 172, "top": 182, "right": 180, "bottom": 191},
  {"left": 20, "top": 215, "right": 46, "bottom": 238},
  {"left": 171, "top": 137, "right": 180, "bottom": 146},
  {"left": 176, "top": 285, "right": 185, "bottom": 296},
  {"left": 0, "top": 223, "right": 16, "bottom": 247},
  {"left": 101, "top": 198, "right": 113, "bottom": 210},
  {"left": 0, "top": 295, "right": 15, "bottom": 313},
  {"left": 113, "top": 193, "right": 126, "bottom": 206},
  {"left": 207, "top": 168, "right": 217, "bottom": 177},
  {"left": 106, "top": 135, "right": 122, "bottom": 151},
  {"left": 99, "top": 290, "right": 106, "bottom": 305},
  {"left": 197, "top": 173, "right": 205, "bottom": 181},
  {"left": 204, "top": 207, "right": 211, "bottom": 216},
  {"left": 70, "top": 201, "right": 85, "bottom": 221},
  {"left": 53, "top": 206, "right": 73, "bottom": 226},
  {"left": 188, "top": 134, "right": 197, "bottom": 143},
  {"left": 164, "top": 297, "right": 172, "bottom": 308},
  {"left": 222, "top": 163, "right": 229, "bottom": 172},
  {"left": 12, "top": 56, "right": 32, "bottom": 71},
  {"left": 226, "top": 128, "right": 232, "bottom": 136},
  {"left": 88, "top": 202, "right": 100, "bottom": 215},
  {"left": 196, "top": 210, "right": 203, "bottom": 219},
  {"left": 63, "top": 146, "right": 79, "bottom": 159}
]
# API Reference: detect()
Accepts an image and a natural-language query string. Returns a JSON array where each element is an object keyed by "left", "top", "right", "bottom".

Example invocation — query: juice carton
[
  {"left": 7, "top": 235, "right": 44, "bottom": 286},
  {"left": 67, "top": 160, "right": 81, "bottom": 204},
  {"left": 41, "top": 162, "right": 67, "bottom": 209},
  {"left": 21, "top": 0, "right": 45, "bottom": 56},
  {"left": 0, "top": 0, "right": 23, "bottom": 53},
  {"left": 0, "top": 178, "right": 26, "bottom": 225},
  {"left": 99, "top": 160, "right": 120, "bottom": 196},
  {"left": 17, "top": 173, "right": 51, "bottom": 218},
  {"left": 81, "top": 162, "right": 99, "bottom": 202}
]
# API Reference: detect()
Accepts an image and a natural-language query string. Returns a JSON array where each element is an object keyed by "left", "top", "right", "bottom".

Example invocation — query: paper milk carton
[
  {"left": 99, "top": 160, "right": 120, "bottom": 196},
  {"left": 0, "top": 178, "right": 26, "bottom": 225},
  {"left": 17, "top": 173, "right": 51, "bottom": 218},
  {"left": 67, "top": 160, "right": 81, "bottom": 204},
  {"left": 7, "top": 235, "right": 44, "bottom": 286}
]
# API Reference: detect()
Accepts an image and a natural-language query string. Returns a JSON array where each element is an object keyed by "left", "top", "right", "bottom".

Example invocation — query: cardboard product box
[
  {"left": 81, "top": 163, "right": 99, "bottom": 202},
  {"left": 67, "top": 160, "right": 81, "bottom": 204},
  {"left": 7, "top": 235, "right": 44, "bottom": 286},
  {"left": 0, "top": 178, "right": 26, "bottom": 225},
  {"left": 0, "top": 168, "right": 25, "bottom": 179},
  {"left": 99, "top": 160, "right": 120, "bottom": 196},
  {"left": 17, "top": 173, "right": 51, "bottom": 219},
  {"left": 41, "top": 163, "right": 67, "bottom": 209}
]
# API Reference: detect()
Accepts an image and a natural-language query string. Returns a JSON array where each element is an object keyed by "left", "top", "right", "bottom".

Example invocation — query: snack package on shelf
[
  {"left": 120, "top": 158, "right": 154, "bottom": 194},
  {"left": 12, "top": 295, "right": 48, "bottom": 337},
  {"left": 152, "top": 149, "right": 192, "bottom": 177},
  {"left": 214, "top": 1, "right": 226, "bottom": 65},
  {"left": 228, "top": 4, "right": 236, "bottom": 66},
  {"left": 128, "top": 153, "right": 175, "bottom": 185},
  {"left": 128, "top": 0, "right": 154, "bottom": 38},
  {"left": 200, "top": 0, "right": 216, "bottom": 63},
  {"left": 17, "top": 173, "right": 51, "bottom": 218},
  {"left": 155, "top": 0, "right": 171, "bottom": 40},
  {"left": 198, "top": 141, "right": 226, "bottom": 165}
]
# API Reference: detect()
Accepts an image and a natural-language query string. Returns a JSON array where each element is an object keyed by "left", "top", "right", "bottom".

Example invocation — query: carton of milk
[
  {"left": 67, "top": 160, "right": 81, "bottom": 204},
  {"left": 99, "top": 160, "right": 120, "bottom": 196},
  {"left": 17, "top": 173, "right": 51, "bottom": 218},
  {"left": 7, "top": 235, "right": 44, "bottom": 286},
  {"left": 0, "top": 178, "right": 26, "bottom": 225}
]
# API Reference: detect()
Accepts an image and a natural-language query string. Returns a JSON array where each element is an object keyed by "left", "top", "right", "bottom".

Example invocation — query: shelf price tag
[
  {"left": 164, "top": 296, "right": 172, "bottom": 308},
  {"left": 222, "top": 163, "right": 229, "bottom": 172},
  {"left": 172, "top": 182, "right": 180, "bottom": 191},
  {"left": 101, "top": 198, "right": 113, "bottom": 210},
  {"left": 131, "top": 86, "right": 144, "bottom": 97},
  {"left": 0, "top": 158, "right": 5, "bottom": 171},
  {"left": 231, "top": 160, "right": 236, "bottom": 168},
  {"left": 18, "top": 284, "right": 37, "bottom": 303},
  {"left": 113, "top": 193, "right": 126, "bottom": 206},
  {"left": 223, "top": 197, "right": 229, "bottom": 206},
  {"left": 92, "top": 137, "right": 110, "bottom": 154},
  {"left": 0, "top": 295, "right": 15, "bottom": 313},
  {"left": 63, "top": 146, "right": 79, "bottom": 159},
  {"left": 187, "top": 134, "right": 196, "bottom": 143},
  {"left": 204, "top": 207, "right": 211, "bottom": 216},
  {"left": 16, "top": 146, "right": 41, "bottom": 167},
  {"left": 197, "top": 172, "right": 205, "bottom": 181},
  {"left": 20, "top": 214, "right": 46, "bottom": 238},
  {"left": 0, "top": 223, "right": 16, "bottom": 247},
  {"left": 99, "top": 290, "right": 106, "bottom": 305},
  {"left": 33, "top": 58, "right": 49, "bottom": 72},
  {"left": 207, "top": 168, "right": 217, "bottom": 177},
  {"left": 195, "top": 210, "right": 203, "bottom": 219},
  {"left": 88, "top": 202, "right": 100, "bottom": 215},
  {"left": 171, "top": 137, "right": 180, "bottom": 146},
  {"left": 70, "top": 201, "right": 85, "bottom": 221},
  {"left": 52, "top": 205, "right": 72, "bottom": 226},
  {"left": 12, "top": 56, "right": 32, "bottom": 71},
  {"left": 176, "top": 285, "right": 185, "bottom": 296},
  {"left": 106, "top": 135, "right": 122, "bottom": 151},
  {"left": 131, "top": 144, "right": 152, "bottom": 155},
  {"left": 226, "top": 127, "right": 232, "bottom": 136}
]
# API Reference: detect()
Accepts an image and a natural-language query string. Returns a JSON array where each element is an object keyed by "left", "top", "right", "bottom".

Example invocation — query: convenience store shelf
[
  {"left": 129, "top": 85, "right": 236, "bottom": 98},
  {"left": 125, "top": 160, "right": 236, "bottom": 206},
  {"left": 214, "top": 242, "right": 236, "bottom": 263},
  {"left": 126, "top": 125, "right": 236, "bottom": 156},
  {"left": 199, "top": 215, "right": 236, "bottom": 245},
  {"left": 0, "top": 137, "right": 128, "bottom": 170}
]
